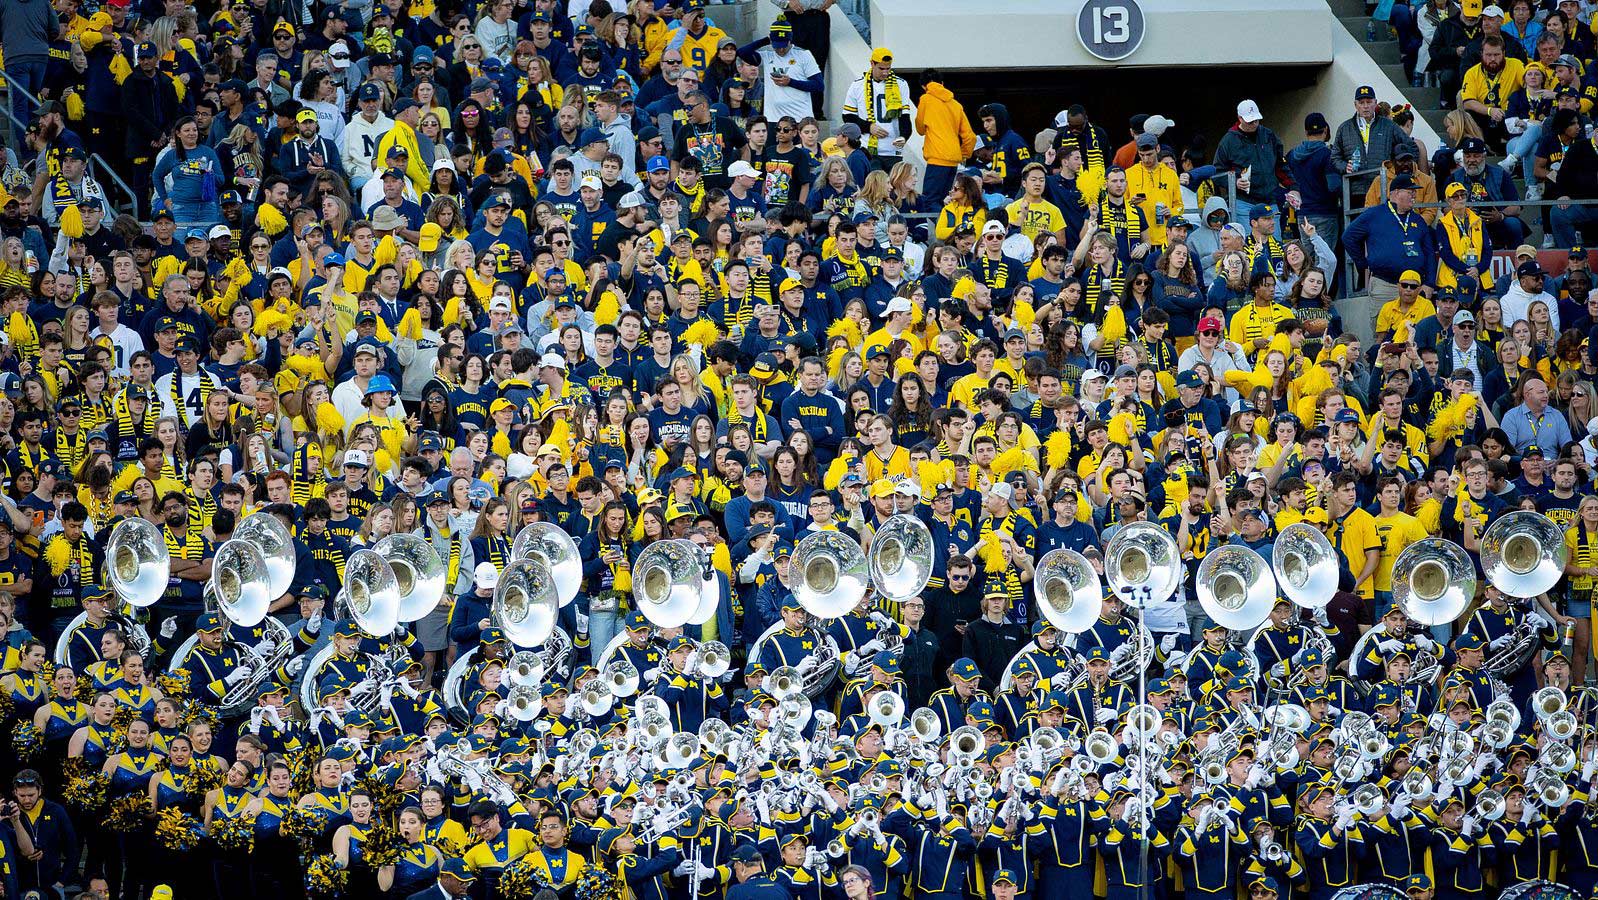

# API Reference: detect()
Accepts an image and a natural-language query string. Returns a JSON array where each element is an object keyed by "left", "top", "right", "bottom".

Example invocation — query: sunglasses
[
  {"left": 552, "top": 239, "right": 570, "bottom": 247},
  {"left": 1399, "top": 282, "right": 1421, "bottom": 289}
]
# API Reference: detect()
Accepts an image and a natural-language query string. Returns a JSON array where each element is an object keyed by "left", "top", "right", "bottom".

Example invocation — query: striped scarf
[{"left": 169, "top": 368, "right": 218, "bottom": 427}]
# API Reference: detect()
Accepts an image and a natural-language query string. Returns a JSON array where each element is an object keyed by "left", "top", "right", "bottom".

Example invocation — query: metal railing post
[{"left": 0, "top": 67, "right": 44, "bottom": 149}]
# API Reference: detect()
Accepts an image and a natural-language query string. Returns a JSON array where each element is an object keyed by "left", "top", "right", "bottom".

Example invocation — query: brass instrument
[
  {"left": 1273, "top": 523, "right": 1339, "bottom": 609},
  {"left": 1393, "top": 538, "right": 1475, "bottom": 627},
  {"left": 512, "top": 522, "right": 583, "bottom": 607},
  {"left": 494, "top": 558, "right": 559, "bottom": 647},
  {"left": 633, "top": 539, "right": 704, "bottom": 629},
  {"left": 1482, "top": 511, "right": 1566, "bottom": 598},
  {"left": 867, "top": 515, "right": 933, "bottom": 603},
  {"left": 1105, "top": 522, "right": 1181, "bottom": 608},
  {"left": 1034, "top": 549, "right": 1102, "bottom": 634},
  {"left": 1197, "top": 544, "right": 1276, "bottom": 630},
  {"left": 373, "top": 533, "right": 447, "bottom": 622},
  {"left": 56, "top": 517, "right": 165, "bottom": 665}
]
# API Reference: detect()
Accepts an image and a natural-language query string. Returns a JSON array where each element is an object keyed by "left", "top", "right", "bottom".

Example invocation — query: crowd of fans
[{"left": 0, "top": 1, "right": 1591, "bottom": 900}]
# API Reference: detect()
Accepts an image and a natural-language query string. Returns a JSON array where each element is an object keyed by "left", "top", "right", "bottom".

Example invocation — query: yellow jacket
[
  {"left": 914, "top": 82, "right": 977, "bottom": 168},
  {"left": 1123, "top": 161, "right": 1183, "bottom": 247}
]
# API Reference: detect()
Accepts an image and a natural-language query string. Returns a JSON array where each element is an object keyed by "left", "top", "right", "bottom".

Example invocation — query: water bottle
[
  {"left": 1367, "top": 19, "right": 1377, "bottom": 41},
  {"left": 1351, "top": 146, "right": 1363, "bottom": 173},
  {"left": 1465, "top": 252, "right": 1478, "bottom": 269}
]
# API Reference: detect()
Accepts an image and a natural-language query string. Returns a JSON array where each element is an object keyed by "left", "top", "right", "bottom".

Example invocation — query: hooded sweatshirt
[
  {"left": 0, "top": 0, "right": 58, "bottom": 65},
  {"left": 915, "top": 81, "right": 977, "bottom": 169},
  {"left": 1187, "top": 196, "right": 1232, "bottom": 283},
  {"left": 978, "top": 103, "right": 1030, "bottom": 196},
  {"left": 1287, "top": 138, "right": 1343, "bottom": 216}
]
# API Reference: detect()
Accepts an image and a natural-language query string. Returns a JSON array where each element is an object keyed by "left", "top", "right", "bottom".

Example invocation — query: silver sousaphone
[
  {"left": 1197, "top": 544, "right": 1277, "bottom": 631},
  {"left": 1393, "top": 538, "right": 1476, "bottom": 627},
  {"left": 1273, "top": 523, "right": 1339, "bottom": 609},
  {"left": 373, "top": 533, "right": 448, "bottom": 622},
  {"left": 512, "top": 522, "right": 582, "bottom": 607},
  {"left": 54, "top": 517, "right": 167, "bottom": 665}
]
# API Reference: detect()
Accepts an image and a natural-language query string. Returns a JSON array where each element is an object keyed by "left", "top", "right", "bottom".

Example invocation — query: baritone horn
[
  {"left": 867, "top": 690, "right": 905, "bottom": 729},
  {"left": 949, "top": 725, "right": 986, "bottom": 765},
  {"left": 106, "top": 517, "right": 170, "bottom": 607},
  {"left": 211, "top": 538, "right": 271, "bottom": 628},
  {"left": 1197, "top": 544, "right": 1277, "bottom": 630},
  {"left": 867, "top": 514, "right": 933, "bottom": 602},
  {"left": 1272, "top": 523, "right": 1339, "bottom": 609},
  {"left": 1034, "top": 548, "right": 1103, "bottom": 634},
  {"left": 374, "top": 533, "right": 447, "bottom": 622},
  {"left": 1393, "top": 538, "right": 1475, "bottom": 626},
  {"left": 506, "top": 683, "right": 541, "bottom": 721},
  {"left": 1482, "top": 511, "right": 1567, "bottom": 598},
  {"left": 793, "top": 531, "right": 870, "bottom": 618},
  {"left": 695, "top": 640, "right": 730, "bottom": 678},
  {"left": 493, "top": 558, "right": 559, "bottom": 647},
  {"left": 1105, "top": 522, "right": 1181, "bottom": 607},
  {"left": 910, "top": 707, "right": 942, "bottom": 742},
  {"left": 633, "top": 539, "right": 704, "bottom": 628}
]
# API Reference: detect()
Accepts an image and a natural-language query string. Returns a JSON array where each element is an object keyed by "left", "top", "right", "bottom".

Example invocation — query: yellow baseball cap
[
  {"left": 418, "top": 222, "right": 443, "bottom": 253},
  {"left": 870, "top": 47, "right": 893, "bottom": 64},
  {"left": 1398, "top": 270, "right": 1422, "bottom": 285},
  {"left": 870, "top": 480, "right": 896, "bottom": 499}
]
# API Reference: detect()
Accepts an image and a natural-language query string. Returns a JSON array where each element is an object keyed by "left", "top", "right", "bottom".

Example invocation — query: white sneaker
[
  {"left": 1525, "top": 183, "right": 1543, "bottom": 201},
  {"left": 1499, "top": 154, "right": 1519, "bottom": 172},
  {"left": 1544, "top": 234, "right": 1557, "bottom": 249}
]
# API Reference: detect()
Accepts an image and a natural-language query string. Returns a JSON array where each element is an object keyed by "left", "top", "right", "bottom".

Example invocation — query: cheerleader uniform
[
  {"left": 209, "top": 785, "right": 255, "bottom": 898},
  {"left": 389, "top": 843, "right": 443, "bottom": 898},
  {"left": 106, "top": 747, "right": 160, "bottom": 900}
]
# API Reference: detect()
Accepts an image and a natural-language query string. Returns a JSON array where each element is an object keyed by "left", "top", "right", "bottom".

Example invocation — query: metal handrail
[
  {"left": 1339, "top": 162, "right": 1598, "bottom": 287},
  {"left": 1, "top": 65, "right": 138, "bottom": 218}
]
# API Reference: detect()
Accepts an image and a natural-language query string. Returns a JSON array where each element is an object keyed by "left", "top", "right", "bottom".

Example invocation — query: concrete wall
[{"left": 869, "top": 0, "right": 1333, "bottom": 70}]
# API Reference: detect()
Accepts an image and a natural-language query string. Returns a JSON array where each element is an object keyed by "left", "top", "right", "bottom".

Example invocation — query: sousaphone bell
[
  {"left": 374, "top": 532, "right": 448, "bottom": 622},
  {"left": 105, "top": 517, "right": 170, "bottom": 607},
  {"left": 793, "top": 530, "right": 869, "bottom": 618},
  {"left": 512, "top": 522, "right": 583, "bottom": 607},
  {"left": 1482, "top": 511, "right": 1567, "bottom": 598},
  {"left": 867, "top": 515, "right": 933, "bottom": 602},
  {"left": 1393, "top": 538, "right": 1475, "bottom": 626},
  {"left": 493, "top": 557, "right": 560, "bottom": 647},
  {"left": 1104, "top": 522, "right": 1180, "bottom": 607},
  {"left": 1197, "top": 544, "right": 1277, "bottom": 630},
  {"left": 210, "top": 539, "right": 271, "bottom": 628},
  {"left": 633, "top": 539, "right": 704, "bottom": 629},
  {"left": 340, "top": 548, "right": 403, "bottom": 637},
  {"left": 234, "top": 511, "right": 297, "bottom": 600},
  {"left": 1034, "top": 548, "right": 1102, "bottom": 634},
  {"left": 1273, "top": 523, "right": 1339, "bottom": 609}
]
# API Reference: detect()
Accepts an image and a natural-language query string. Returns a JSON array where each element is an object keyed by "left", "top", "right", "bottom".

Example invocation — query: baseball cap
[{"left": 1236, "top": 99, "right": 1263, "bottom": 123}]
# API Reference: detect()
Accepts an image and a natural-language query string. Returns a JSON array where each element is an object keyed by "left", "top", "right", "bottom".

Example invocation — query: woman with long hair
[
  {"left": 808, "top": 156, "right": 858, "bottom": 217},
  {"left": 580, "top": 500, "right": 636, "bottom": 655},
  {"left": 888, "top": 373, "right": 934, "bottom": 447},
  {"left": 935, "top": 175, "right": 987, "bottom": 242},
  {"left": 470, "top": 497, "right": 513, "bottom": 575},
  {"left": 153, "top": 117, "right": 225, "bottom": 226}
]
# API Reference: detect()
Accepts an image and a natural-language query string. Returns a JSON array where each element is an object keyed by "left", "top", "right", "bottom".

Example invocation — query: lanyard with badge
[{"left": 1390, "top": 203, "right": 1421, "bottom": 259}]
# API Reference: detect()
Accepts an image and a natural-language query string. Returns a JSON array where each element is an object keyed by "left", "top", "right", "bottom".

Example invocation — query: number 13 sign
[{"left": 1077, "top": 0, "right": 1146, "bottom": 61}]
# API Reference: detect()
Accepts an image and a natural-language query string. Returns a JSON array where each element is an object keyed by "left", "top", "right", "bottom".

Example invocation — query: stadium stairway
[{"left": 1326, "top": 0, "right": 1448, "bottom": 133}]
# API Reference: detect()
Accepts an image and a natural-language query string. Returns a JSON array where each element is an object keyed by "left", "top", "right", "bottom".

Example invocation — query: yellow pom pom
[
  {"left": 826, "top": 317, "right": 862, "bottom": 348},
  {"left": 594, "top": 291, "right": 621, "bottom": 327},
  {"left": 59, "top": 204, "right": 84, "bottom": 239},
  {"left": 397, "top": 307, "right": 422, "bottom": 340},
  {"left": 255, "top": 202, "right": 288, "bottom": 237},
  {"left": 992, "top": 446, "right": 1029, "bottom": 478},
  {"left": 64, "top": 91, "right": 85, "bottom": 121},
  {"left": 1045, "top": 430, "right": 1072, "bottom": 471},
  {"left": 314, "top": 400, "right": 344, "bottom": 436},
  {"left": 682, "top": 319, "right": 720, "bottom": 348},
  {"left": 893, "top": 356, "right": 916, "bottom": 379},
  {"left": 977, "top": 530, "right": 1007, "bottom": 572},
  {"left": 1108, "top": 411, "right": 1138, "bottom": 445},
  {"left": 1012, "top": 300, "right": 1035, "bottom": 332},
  {"left": 826, "top": 345, "right": 847, "bottom": 380}
]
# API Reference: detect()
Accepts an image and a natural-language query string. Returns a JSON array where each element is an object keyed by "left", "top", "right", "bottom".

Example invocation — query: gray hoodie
[
  {"left": 1187, "top": 196, "right": 1232, "bottom": 283},
  {"left": 0, "top": 0, "right": 59, "bottom": 65}
]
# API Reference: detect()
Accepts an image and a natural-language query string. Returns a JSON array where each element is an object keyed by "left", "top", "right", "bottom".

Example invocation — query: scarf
[
  {"left": 169, "top": 368, "right": 218, "bottom": 425},
  {"left": 860, "top": 71, "right": 904, "bottom": 153}
]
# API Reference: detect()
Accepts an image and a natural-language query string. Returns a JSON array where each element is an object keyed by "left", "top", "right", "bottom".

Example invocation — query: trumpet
[
  {"left": 1084, "top": 729, "right": 1119, "bottom": 766},
  {"left": 1475, "top": 789, "right": 1506, "bottom": 822}
]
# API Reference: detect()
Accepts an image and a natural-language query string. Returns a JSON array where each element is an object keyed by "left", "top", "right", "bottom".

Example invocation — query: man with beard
[
  {"left": 1460, "top": 34, "right": 1526, "bottom": 150},
  {"left": 39, "top": 145, "right": 105, "bottom": 232},
  {"left": 1450, "top": 136, "right": 1527, "bottom": 247}
]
